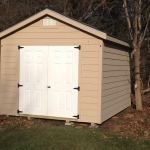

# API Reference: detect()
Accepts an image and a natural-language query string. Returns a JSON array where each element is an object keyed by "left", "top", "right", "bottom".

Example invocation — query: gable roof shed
[{"left": 0, "top": 9, "right": 131, "bottom": 124}]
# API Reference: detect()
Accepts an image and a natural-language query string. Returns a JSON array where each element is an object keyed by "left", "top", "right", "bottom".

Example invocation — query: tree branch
[
  {"left": 139, "top": 10, "right": 150, "bottom": 46},
  {"left": 137, "top": 0, "right": 141, "bottom": 33},
  {"left": 63, "top": 0, "right": 73, "bottom": 16},
  {"left": 132, "top": 2, "right": 138, "bottom": 48},
  {"left": 79, "top": 0, "right": 95, "bottom": 22},
  {"left": 83, "top": 0, "right": 106, "bottom": 21},
  {"left": 142, "top": 88, "right": 150, "bottom": 93},
  {"left": 123, "top": 0, "right": 133, "bottom": 40}
]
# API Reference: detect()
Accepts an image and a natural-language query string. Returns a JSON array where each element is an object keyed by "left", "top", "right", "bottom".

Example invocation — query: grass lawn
[{"left": 0, "top": 117, "right": 150, "bottom": 150}]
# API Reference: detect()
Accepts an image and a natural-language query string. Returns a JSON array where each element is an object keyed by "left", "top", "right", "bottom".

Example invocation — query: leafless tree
[
  {"left": 1, "top": 0, "right": 150, "bottom": 111},
  {"left": 123, "top": 0, "right": 150, "bottom": 110}
]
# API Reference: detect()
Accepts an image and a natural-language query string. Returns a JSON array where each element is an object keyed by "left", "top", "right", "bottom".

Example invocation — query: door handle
[{"left": 47, "top": 86, "right": 51, "bottom": 88}]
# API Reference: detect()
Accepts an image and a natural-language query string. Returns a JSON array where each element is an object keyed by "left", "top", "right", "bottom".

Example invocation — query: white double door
[{"left": 19, "top": 46, "right": 79, "bottom": 118}]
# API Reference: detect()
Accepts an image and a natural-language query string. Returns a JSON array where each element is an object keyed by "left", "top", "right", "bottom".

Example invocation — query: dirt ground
[
  {"left": 0, "top": 94, "right": 150, "bottom": 140},
  {"left": 101, "top": 94, "right": 150, "bottom": 140}
]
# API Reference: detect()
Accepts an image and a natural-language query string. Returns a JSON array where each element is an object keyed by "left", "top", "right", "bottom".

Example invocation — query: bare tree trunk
[
  {"left": 134, "top": 48, "right": 142, "bottom": 110},
  {"left": 123, "top": 0, "right": 150, "bottom": 111}
]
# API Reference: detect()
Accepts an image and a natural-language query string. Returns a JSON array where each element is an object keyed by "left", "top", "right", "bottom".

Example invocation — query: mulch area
[{"left": 0, "top": 94, "right": 150, "bottom": 140}]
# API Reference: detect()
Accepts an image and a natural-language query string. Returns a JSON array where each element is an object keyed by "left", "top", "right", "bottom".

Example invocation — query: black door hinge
[
  {"left": 17, "top": 110, "right": 23, "bottom": 114},
  {"left": 18, "top": 45, "right": 24, "bottom": 50},
  {"left": 73, "top": 86, "right": 80, "bottom": 91},
  {"left": 18, "top": 84, "right": 23, "bottom": 88},
  {"left": 73, "top": 115, "right": 79, "bottom": 119},
  {"left": 47, "top": 86, "right": 51, "bottom": 88},
  {"left": 74, "top": 45, "right": 81, "bottom": 50}
]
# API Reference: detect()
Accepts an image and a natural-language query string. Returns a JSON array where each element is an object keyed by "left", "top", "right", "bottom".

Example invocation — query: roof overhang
[{"left": 106, "top": 35, "right": 130, "bottom": 47}]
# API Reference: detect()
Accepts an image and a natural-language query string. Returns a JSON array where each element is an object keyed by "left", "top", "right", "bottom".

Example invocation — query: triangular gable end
[{"left": 0, "top": 9, "right": 107, "bottom": 40}]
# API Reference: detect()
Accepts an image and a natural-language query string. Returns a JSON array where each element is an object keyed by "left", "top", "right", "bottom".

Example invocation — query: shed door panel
[
  {"left": 19, "top": 46, "right": 48, "bottom": 116},
  {"left": 48, "top": 46, "right": 79, "bottom": 118}
]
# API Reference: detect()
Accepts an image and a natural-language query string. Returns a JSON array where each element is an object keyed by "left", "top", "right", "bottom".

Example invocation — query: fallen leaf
[{"left": 102, "top": 134, "right": 107, "bottom": 139}]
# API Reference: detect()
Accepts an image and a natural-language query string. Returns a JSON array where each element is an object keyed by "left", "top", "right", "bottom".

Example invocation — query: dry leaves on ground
[{"left": 0, "top": 116, "right": 34, "bottom": 130}]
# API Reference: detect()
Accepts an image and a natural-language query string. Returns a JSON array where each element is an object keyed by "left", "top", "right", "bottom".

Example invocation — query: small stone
[
  {"left": 89, "top": 123, "right": 98, "bottom": 128},
  {"left": 65, "top": 122, "right": 74, "bottom": 126}
]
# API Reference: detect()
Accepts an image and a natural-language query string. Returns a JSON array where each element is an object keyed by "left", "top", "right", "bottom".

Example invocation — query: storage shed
[{"left": 0, "top": 9, "right": 131, "bottom": 124}]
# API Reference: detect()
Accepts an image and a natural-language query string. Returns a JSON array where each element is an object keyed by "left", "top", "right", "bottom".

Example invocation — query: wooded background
[{"left": 0, "top": 0, "right": 150, "bottom": 109}]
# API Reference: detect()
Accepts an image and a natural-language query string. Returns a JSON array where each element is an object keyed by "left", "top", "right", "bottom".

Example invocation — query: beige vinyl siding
[
  {"left": 2, "top": 39, "right": 99, "bottom": 46},
  {"left": 1, "top": 17, "right": 102, "bottom": 123},
  {"left": 101, "top": 44, "right": 131, "bottom": 122},
  {"left": 102, "top": 102, "right": 130, "bottom": 122},
  {"left": 80, "top": 44, "right": 102, "bottom": 123},
  {"left": 0, "top": 43, "right": 2, "bottom": 114},
  {"left": 1, "top": 47, "right": 19, "bottom": 115}
]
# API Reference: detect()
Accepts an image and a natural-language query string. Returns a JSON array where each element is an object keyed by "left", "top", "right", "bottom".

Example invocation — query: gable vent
[{"left": 43, "top": 18, "right": 56, "bottom": 26}]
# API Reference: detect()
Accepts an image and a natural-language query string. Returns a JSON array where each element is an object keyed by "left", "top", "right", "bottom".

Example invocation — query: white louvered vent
[{"left": 43, "top": 18, "right": 56, "bottom": 26}]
